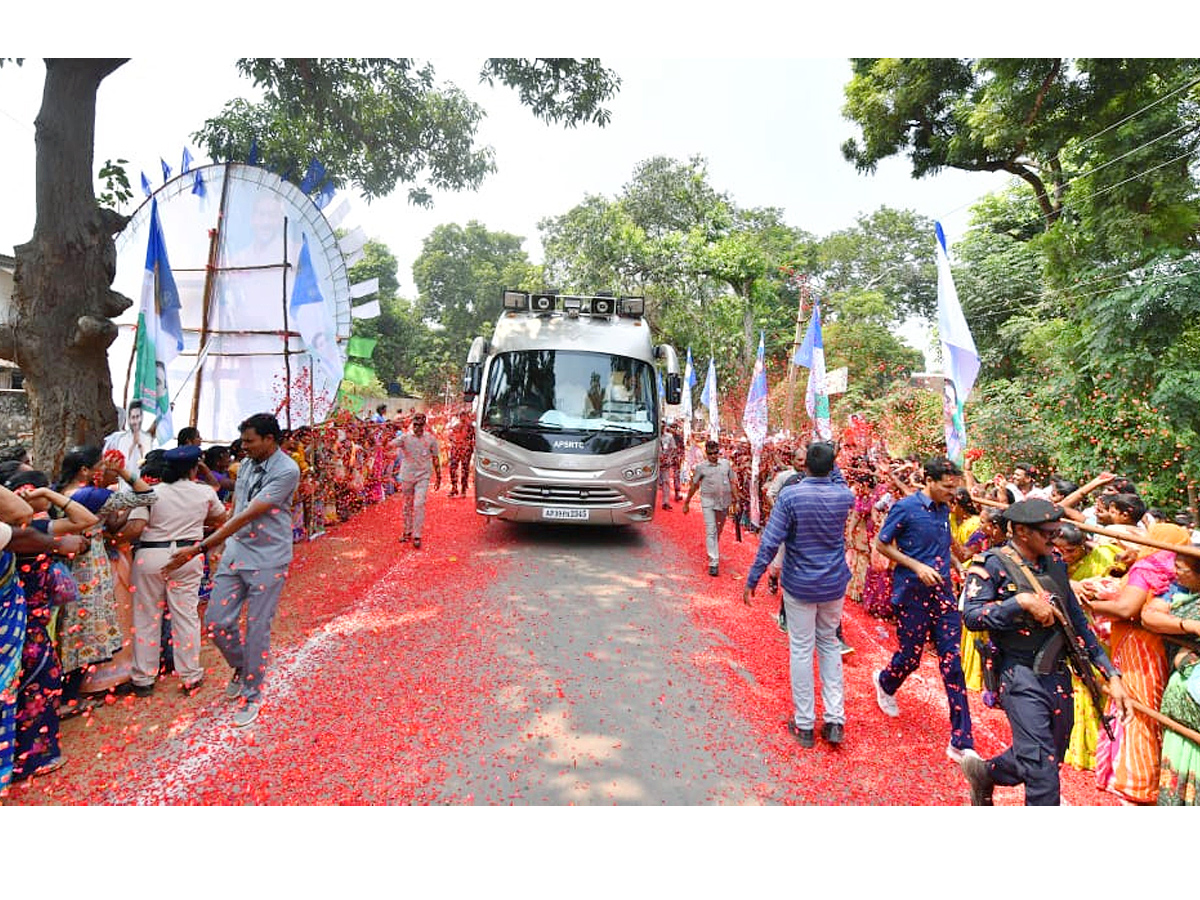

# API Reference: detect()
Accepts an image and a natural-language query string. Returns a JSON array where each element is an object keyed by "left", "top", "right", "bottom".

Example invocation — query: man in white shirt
[
  {"left": 103, "top": 401, "right": 155, "bottom": 479},
  {"left": 391, "top": 413, "right": 441, "bottom": 549}
]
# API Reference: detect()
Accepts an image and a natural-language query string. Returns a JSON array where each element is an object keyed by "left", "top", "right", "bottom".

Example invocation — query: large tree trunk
[{"left": 8, "top": 59, "right": 131, "bottom": 474}]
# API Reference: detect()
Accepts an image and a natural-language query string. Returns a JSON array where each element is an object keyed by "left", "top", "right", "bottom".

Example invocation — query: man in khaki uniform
[{"left": 126, "top": 445, "right": 226, "bottom": 696}]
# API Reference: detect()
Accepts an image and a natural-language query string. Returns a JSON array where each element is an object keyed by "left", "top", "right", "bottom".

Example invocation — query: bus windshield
[{"left": 481, "top": 350, "right": 657, "bottom": 435}]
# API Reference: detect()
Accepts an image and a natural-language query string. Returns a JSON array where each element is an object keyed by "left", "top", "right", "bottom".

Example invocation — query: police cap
[
  {"left": 1002, "top": 498, "right": 1063, "bottom": 525},
  {"left": 164, "top": 444, "right": 203, "bottom": 465}
]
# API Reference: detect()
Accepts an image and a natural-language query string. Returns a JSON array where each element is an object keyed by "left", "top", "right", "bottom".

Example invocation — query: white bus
[{"left": 462, "top": 291, "right": 682, "bottom": 525}]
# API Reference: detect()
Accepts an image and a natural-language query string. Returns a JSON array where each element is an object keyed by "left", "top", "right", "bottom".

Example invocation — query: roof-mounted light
[
  {"left": 531, "top": 292, "right": 556, "bottom": 313},
  {"left": 619, "top": 296, "right": 645, "bottom": 317},
  {"left": 503, "top": 290, "right": 529, "bottom": 311},
  {"left": 591, "top": 295, "right": 616, "bottom": 316},
  {"left": 562, "top": 296, "right": 582, "bottom": 317}
]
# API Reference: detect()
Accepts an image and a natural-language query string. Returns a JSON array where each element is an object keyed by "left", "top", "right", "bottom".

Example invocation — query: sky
[{"left": 0, "top": 56, "right": 1017, "bottom": 363}]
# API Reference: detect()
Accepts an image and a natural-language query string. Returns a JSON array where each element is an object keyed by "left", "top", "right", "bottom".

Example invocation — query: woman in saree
[
  {"left": 6, "top": 471, "right": 94, "bottom": 781},
  {"left": 0, "top": 484, "right": 36, "bottom": 796},
  {"left": 55, "top": 447, "right": 156, "bottom": 712},
  {"left": 1139, "top": 548, "right": 1200, "bottom": 804},
  {"left": 1054, "top": 522, "right": 1121, "bottom": 771},
  {"left": 950, "top": 490, "right": 991, "bottom": 692},
  {"left": 1080, "top": 522, "right": 1191, "bottom": 803}
]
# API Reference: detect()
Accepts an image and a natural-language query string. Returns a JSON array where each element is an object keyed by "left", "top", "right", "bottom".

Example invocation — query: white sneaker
[
  {"left": 946, "top": 744, "right": 980, "bottom": 764},
  {"left": 873, "top": 669, "right": 900, "bottom": 717}
]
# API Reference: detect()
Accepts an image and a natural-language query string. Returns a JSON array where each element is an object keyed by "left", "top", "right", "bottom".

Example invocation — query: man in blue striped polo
[{"left": 744, "top": 441, "right": 854, "bottom": 748}]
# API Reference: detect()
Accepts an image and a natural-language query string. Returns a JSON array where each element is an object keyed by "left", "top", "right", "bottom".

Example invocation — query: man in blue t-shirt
[{"left": 871, "top": 455, "right": 976, "bottom": 763}]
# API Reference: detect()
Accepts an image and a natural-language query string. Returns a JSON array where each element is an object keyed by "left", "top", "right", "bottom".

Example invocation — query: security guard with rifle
[{"left": 960, "top": 498, "right": 1134, "bottom": 805}]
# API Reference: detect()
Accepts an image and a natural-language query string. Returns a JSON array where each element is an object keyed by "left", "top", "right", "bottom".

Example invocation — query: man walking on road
[
  {"left": 392, "top": 412, "right": 441, "bottom": 548},
  {"left": 871, "top": 455, "right": 977, "bottom": 762},
  {"left": 744, "top": 441, "right": 854, "bottom": 748},
  {"left": 683, "top": 440, "right": 740, "bottom": 576},
  {"left": 163, "top": 413, "right": 300, "bottom": 728}
]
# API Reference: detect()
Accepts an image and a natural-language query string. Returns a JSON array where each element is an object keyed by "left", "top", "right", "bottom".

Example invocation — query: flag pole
[
  {"left": 189, "top": 163, "right": 233, "bottom": 429},
  {"left": 784, "top": 275, "right": 807, "bottom": 436},
  {"left": 281, "top": 215, "right": 293, "bottom": 432}
]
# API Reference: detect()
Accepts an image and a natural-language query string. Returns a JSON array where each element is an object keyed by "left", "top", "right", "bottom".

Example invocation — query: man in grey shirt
[
  {"left": 164, "top": 412, "right": 300, "bottom": 727},
  {"left": 682, "top": 439, "right": 741, "bottom": 577}
]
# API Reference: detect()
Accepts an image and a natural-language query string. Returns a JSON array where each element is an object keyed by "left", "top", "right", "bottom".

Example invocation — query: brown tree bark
[{"left": 10, "top": 58, "right": 131, "bottom": 474}]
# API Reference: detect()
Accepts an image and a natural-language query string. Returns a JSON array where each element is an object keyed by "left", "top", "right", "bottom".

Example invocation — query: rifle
[{"left": 1047, "top": 593, "right": 1116, "bottom": 741}]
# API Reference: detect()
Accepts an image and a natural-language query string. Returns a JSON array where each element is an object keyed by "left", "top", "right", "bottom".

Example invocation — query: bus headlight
[
  {"left": 622, "top": 462, "right": 657, "bottom": 481},
  {"left": 478, "top": 454, "right": 513, "bottom": 476}
]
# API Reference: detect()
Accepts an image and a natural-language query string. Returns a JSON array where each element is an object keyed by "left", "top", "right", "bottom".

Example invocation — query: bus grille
[{"left": 505, "top": 484, "right": 627, "bottom": 506}]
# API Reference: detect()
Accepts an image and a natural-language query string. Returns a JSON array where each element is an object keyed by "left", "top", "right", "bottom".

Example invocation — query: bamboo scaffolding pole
[{"left": 188, "top": 163, "right": 232, "bottom": 429}]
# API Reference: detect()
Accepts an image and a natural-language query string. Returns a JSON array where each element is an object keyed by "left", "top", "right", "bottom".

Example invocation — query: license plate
[{"left": 543, "top": 507, "right": 589, "bottom": 520}]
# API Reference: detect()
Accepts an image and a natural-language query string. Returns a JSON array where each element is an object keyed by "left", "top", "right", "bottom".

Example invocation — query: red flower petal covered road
[{"left": 7, "top": 493, "right": 1118, "bottom": 805}]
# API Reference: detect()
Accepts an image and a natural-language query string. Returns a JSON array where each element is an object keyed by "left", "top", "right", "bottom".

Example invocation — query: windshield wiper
[{"left": 582, "top": 422, "right": 643, "bottom": 446}]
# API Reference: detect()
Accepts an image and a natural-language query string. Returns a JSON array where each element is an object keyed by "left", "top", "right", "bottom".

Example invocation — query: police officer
[
  {"left": 125, "top": 444, "right": 227, "bottom": 696},
  {"left": 960, "top": 498, "right": 1133, "bottom": 805}
]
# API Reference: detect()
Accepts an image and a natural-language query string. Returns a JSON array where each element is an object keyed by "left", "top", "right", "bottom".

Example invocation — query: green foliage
[
  {"left": 96, "top": 158, "right": 133, "bottom": 210},
  {"left": 480, "top": 59, "right": 620, "bottom": 128},
  {"left": 195, "top": 58, "right": 619, "bottom": 207}
]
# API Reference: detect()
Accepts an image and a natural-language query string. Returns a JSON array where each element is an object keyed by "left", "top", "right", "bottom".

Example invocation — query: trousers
[
  {"left": 130, "top": 545, "right": 204, "bottom": 686},
  {"left": 702, "top": 505, "right": 728, "bottom": 565},
  {"left": 205, "top": 562, "right": 289, "bottom": 703},
  {"left": 448, "top": 449, "right": 472, "bottom": 494},
  {"left": 783, "top": 592, "right": 845, "bottom": 728},
  {"left": 400, "top": 474, "right": 432, "bottom": 537},
  {"left": 988, "top": 665, "right": 1073, "bottom": 805},
  {"left": 878, "top": 581, "right": 974, "bottom": 750}
]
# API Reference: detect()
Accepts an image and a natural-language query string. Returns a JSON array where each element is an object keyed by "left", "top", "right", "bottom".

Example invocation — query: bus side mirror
[
  {"left": 665, "top": 372, "right": 682, "bottom": 405},
  {"left": 462, "top": 363, "right": 483, "bottom": 399}
]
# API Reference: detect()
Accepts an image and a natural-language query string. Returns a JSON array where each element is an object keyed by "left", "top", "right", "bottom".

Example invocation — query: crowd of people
[
  {"left": 679, "top": 412, "right": 1200, "bottom": 806},
  {"left": 0, "top": 401, "right": 473, "bottom": 799},
  {"left": 5, "top": 388, "right": 1199, "bottom": 807}
]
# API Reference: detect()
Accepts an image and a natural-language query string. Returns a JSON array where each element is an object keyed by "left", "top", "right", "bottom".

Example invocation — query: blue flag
[
  {"left": 132, "top": 198, "right": 183, "bottom": 444},
  {"left": 742, "top": 332, "right": 769, "bottom": 525},
  {"left": 699, "top": 358, "right": 718, "bottom": 439},
  {"left": 742, "top": 332, "right": 768, "bottom": 449},
  {"left": 248, "top": 138, "right": 260, "bottom": 166},
  {"left": 289, "top": 233, "right": 344, "bottom": 386},
  {"left": 795, "top": 301, "right": 830, "bottom": 440},
  {"left": 681, "top": 347, "right": 695, "bottom": 444},
  {"left": 300, "top": 157, "right": 326, "bottom": 195},
  {"left": 181, "top": 147, "right": 193, "bottom": 174},
  {"left": 192, "top": 170, "right": 206, "bottom": 198},
  {"left": 935, "top": 221, "right": 980, "bottom": 465},
  {"left": 140, "top": 171, "right": 152, "bottom": 197},
  {"left": 315, "top": 179, "right": 335, "bottom": 210},
  {"left": 161, "top": 158, "right": 172, "bottom": 182}
]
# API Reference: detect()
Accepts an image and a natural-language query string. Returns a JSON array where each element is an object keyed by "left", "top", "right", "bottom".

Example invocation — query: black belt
[{"left": 137, "top": 539, "right": 203, "bottom": 550}]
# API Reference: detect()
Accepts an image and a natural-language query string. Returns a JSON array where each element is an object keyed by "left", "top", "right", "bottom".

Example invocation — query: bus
[{"left": 462, "top": 290, "right": 682, "bottom": 525}]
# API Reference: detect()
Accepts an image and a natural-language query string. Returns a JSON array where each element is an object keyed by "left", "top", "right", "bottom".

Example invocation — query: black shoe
[
  {"left": 413, "top": 537, "right": 422, "bottom": 549},
  {"left": 708, "top": 563, "right": 718, "bottom": 577},
  {"left": 787, "top": 721, "right": 815, "bottom": 748},
  {"left": 777, "top": 611, "right": 787, "bottom": 633},
  {"left": 961, "top": 753, "right": 994, "bottom": 806},
  {"left": 767, "top": 573, "right": 779, "bottom": 595},
  {"left": 662, "top": 502, "right": 672, "bottom": 510},
  {"left": 132, "top": 682, "right": 155, "bottom": 698},
  {"left": 821, "top": 722, "right": 845, "bottom": 745}
]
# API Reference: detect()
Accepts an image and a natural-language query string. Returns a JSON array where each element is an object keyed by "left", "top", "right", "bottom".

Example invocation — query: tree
[
  {"left": 8, "top": 57, "right": 619, "bottom": 468},
  {"left": 411, "top": 221, "right": 539, "bottom": 351},
  {"left": 842, "top": 59, "right": 1200, "bottom": 226}
]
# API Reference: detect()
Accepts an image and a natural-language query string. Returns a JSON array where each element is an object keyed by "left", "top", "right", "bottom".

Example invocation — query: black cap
[
  {"left": 1003, "top": 498, "right": 1063, "bottom": 525},
  {"left": 164, "top": 445, "right": 203, "bottom": 465}
]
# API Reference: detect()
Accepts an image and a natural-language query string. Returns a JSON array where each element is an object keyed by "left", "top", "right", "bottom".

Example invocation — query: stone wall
[{"left": 0, "top": 389, "right": 31, "bottom": 444}]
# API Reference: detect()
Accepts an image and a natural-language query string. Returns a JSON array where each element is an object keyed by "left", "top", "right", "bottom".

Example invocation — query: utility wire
[{"left": 934, "top": 70, "right": 1200, "bottom": 225}]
